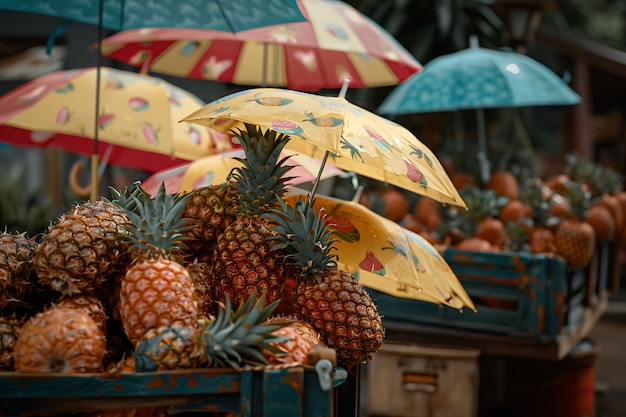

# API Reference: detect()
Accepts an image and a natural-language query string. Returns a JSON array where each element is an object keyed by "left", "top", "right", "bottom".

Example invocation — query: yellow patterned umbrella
[
  {"left": 141, "top": 148, "right": 345, "bottom": 197},
  {"left": 284, "top": 191, "right": 475, "bottom": 310},
  {"left": 0, "top": 66, "right": 234, "bottom": 172},
  {"left": 183, "top": 87, "right": 466, "bottom": 208}
]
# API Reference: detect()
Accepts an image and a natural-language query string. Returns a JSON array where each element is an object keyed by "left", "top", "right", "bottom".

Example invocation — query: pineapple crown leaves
[
  {"left": 518, "top": 179, "right": 561, "bottom": 228},
  {"left": 564, "top": 153, "right": 624, "bottom": 197},
  {"left": 265, "top": 195, "right": 339, "bottom": 280},
  {"left": 452, "top": 186, "right": 509, "bottom": 236},
  {"left": 228, "top": 123, "right": 296, "bottom": 215},
  {"left": 104, "top": 180, "right": 147, "bottom": 211},
  {"left": 558, "top": 178, "right": 592, "bottom": 219},
  {"left": 197, "top": 289, "right": 291, "bottom": 369},
  {"left": 504, "top": 221, "right": 530, "bottom": 252},
  {"left": 121, "top": 182, "right": 193, "bottom": 255}
]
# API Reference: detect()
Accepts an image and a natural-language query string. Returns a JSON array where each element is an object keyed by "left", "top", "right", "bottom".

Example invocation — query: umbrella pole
[
  {"left": 90, "top": 0, "right": 104, "bottom": 202},
  {"left": 307, "top": 150, "right": 330, "bottom": 205},
  {"left": 307, "top": 79, "right": 351, "bottom": 205},
  {"left": 475, "top": 108, "right": 490, "bottom": 184}
]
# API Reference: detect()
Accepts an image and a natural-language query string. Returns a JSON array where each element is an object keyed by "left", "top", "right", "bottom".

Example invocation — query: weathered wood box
[
  {"left": 0, "top": 365, "right": 345, "bottom": 417},
  {"left": 369, "top": 243, "right": 614, "bottom": 343}
]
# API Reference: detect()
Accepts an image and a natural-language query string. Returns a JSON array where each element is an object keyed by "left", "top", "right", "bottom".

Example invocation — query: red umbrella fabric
[
  {"left": 0, "top": 67, "right": 236, "bottom": 173},
  {"left": 99, "top": 0, "right": 422, "bottom": 91}
]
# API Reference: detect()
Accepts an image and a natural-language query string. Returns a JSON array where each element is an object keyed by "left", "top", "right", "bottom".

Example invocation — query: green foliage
[
  {"left": 266, "top": 195, "right": 338, "bottom": 280},
  {"left": 0, "top": 168, "right": 59, "bottom": 235}
]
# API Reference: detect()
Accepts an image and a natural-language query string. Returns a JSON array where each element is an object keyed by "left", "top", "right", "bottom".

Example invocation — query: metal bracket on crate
[{"left": 315, "top": 359, "right": 333, "bottom": 391}]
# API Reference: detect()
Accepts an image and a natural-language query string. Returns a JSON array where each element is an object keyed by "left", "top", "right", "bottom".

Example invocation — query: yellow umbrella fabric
[
  {"left": 182, "top": 88, "right": 466, "bottom": 208},
  {"left": 141, "top": 148, "right": 345, "bottom": 196},
  {"left": 0, "top": 66, "right": 234, "bottom": 172},
  {"left": 284, "top": 190, "right": 475, "bottom": 310}
]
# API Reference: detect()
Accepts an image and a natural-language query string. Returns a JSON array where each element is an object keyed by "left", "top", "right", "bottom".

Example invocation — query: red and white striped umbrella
[{"left": 100, "top": 0, "right": 422, "bottom": 91}]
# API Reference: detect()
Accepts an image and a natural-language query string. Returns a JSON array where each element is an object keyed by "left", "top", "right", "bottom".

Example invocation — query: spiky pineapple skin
[
  {"left": 293, "top": 266, "right": 384, "bottom": 368},
  {"left": 212, "top": 217, "right": 285, "bottom": 309},
  {"left": 264, "top": 315, "right": 324, "bottom": 365},
  {"left": 0, "top": 315, "right": 23, "bottom": 371},
  {"left": 0, "top": 232, "right": 44, "bottom": 315},
  {"left": 182, "top": 183, "right": 238, "bottom": 263},
  {"left": 120, "top": 258, "right": 199, "bottom": 345},
  {"left": 33, "top": 201, "right": 131, "bottom": 296},
  {"left": 13, "top": 307, "right": 106, "bottom": 373},
  {"left": 555, "top": 219, "right": 596, "bottom": 270},
  {"left": 55, "top": 294, "right": 108, "bottom": 334},
  {"left": 212, "top": 124, "right": 293, "bottom": 310},
  {"left": 133, "top": 324, "right": 202, "bottom": 371},
  {"left": 186, "top": 261, "right": 215, "bottom": 316}
]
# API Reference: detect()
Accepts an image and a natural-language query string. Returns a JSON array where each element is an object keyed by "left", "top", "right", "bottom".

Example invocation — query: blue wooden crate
[
  {"left": 369, "top": 247, "right": 606, "bottom": 343},
  {"left": 0, "top": 365, "right": 345, "bottom": 417}
]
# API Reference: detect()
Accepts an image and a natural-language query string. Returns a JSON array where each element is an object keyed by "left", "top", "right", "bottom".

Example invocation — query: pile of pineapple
[
  {"left": 407, "top": 153, "right": 626, "bottom": 271},
  {"left": 0, "top": 124, "right": 384, "bottom": 379}
]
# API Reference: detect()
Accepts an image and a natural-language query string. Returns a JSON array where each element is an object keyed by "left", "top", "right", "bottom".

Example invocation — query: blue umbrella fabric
[
  {"left": 377, "top": 37, "right": 580, "bottom": 115},
  {"left": 377, "top": 36, "right": 580, "bottom": 182},
  {"left": 0, "top": 0, "right": 307, "bottom": 33}
]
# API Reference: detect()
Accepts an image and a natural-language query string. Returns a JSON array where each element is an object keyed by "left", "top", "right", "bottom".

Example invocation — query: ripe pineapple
[
  {"left": 586, "top": 204, "right": 616, "bottom": 242},
  {"left": 181, "top": 182, "right": 238, "bottom": 264},
  {"left": 0, "top": 231, "right": 48, "bottom": 316},
  {"left": 212, "top": 123, "right": 294, "bottom": 309},
  {"left": 131, "top": 291, "right": 289, "bottom": 371},
  {"left": 517, "top": 178, "right": 561, "bottom": 255},
  {"left": 486, "top": 171, "right": 519, "bottom": 200},
  {"left": 267, "top": 196, "right": 385, "bottom": 369},
  {"left": 264, "top": 315, "right": 326, "bottom": 366},
  {"left": 442, "top": 186, "right": 508, "bottom": 250},
  {"left": 117, "top": 184, "right": 199, "bottom": 345},
  {"left": 186, "top": 260, "right": 215, "bottom": 316},
  {"left": 33, "top": 198, "right": 132, "bottom": 297},
  {"left": 13, "top": 307, "right": 106, "bottom": 373},
  {"left": 554, "top": 179, "right": 596, "bottom": 270},
  {"left": 0, "top": 315, "right": 23, "bottom": 371},
  {"left": 54, "top": 294, "right": 108, "bottom": 334}
]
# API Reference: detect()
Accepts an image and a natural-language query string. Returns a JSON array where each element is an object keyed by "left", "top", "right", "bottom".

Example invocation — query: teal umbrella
[
  {"left": 377, "top": 36, "right": 581, "bottom": 182},
  {"left": 0, "top": 0, "right": 307, "bottom": 33}
]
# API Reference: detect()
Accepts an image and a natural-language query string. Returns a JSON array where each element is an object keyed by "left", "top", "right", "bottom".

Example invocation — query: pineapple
[
  {"left": 442, "top": 186, "right": 508, "bottom": 250},
  {"left": 212, "top": 123, "right": 294, "bottom": 309},
  {"left": 33, "top": 196, "right": 133, "bottom": 297},
  {"left": 517, "top": 178, "right": 560, "bottom": 255},
  {"left": 13, "top": 307, "right": 106, "bottom": 373},
  {"left": 565, "top": 154, "right": 623, "bottom": 242},
  {"left": 54, "top": 294, "right": 108, "bottom": 334},
  {"left": 486, "top": 171, "right": 519, "bottom": 200},
  {"left": 264, "top": 315, "right": 326, "bottom": 366},
  {"left": 131, "top": 290, "right": 289, "bottom": 371},
  {"left": 181, "top": 182, "right": 238, "bottom": 264},
  {"left": 553, "top": 179, "right": 596, "bottom": 270},
  {"left": 267, "top": 196, "right": 384, "bottom": 369},
  {"left": 116, "top": 183, "right": 199, "bottom": 345},
  {"left": 0, "top": 315, "right": 23, "bottom": 371},
  {"left": 0, "top": 231, "right": 48, "bottom": 316},
  {"left": 186, "top": 260, "right": 216, "bottom": 316}
]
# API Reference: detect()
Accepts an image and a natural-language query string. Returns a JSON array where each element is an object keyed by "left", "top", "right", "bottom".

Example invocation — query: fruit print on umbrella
[
  {"left": 0, "top": 66, "right": 232, "bottom": 172},
  {"left": 184, "top": 87, "right": 467, "bottom": 207},
  {"left": 277, "top": 191, "right": 474, "bottom": 307}
]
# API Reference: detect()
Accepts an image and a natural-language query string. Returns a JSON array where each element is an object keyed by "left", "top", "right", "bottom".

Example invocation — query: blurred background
[{"left": 1, "top": 0, "right": 625, "bottom": 235}]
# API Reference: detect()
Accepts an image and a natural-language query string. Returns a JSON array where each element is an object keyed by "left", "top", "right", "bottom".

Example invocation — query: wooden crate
[
  {"left": 360, "top": 342, "right": 480, "bottom": 417},
  {"left": 370, "top": 245, "right": 612, "bottom": 343},
  {"left": 0, "top": 365, "right": 345, "bottom": 417}
]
